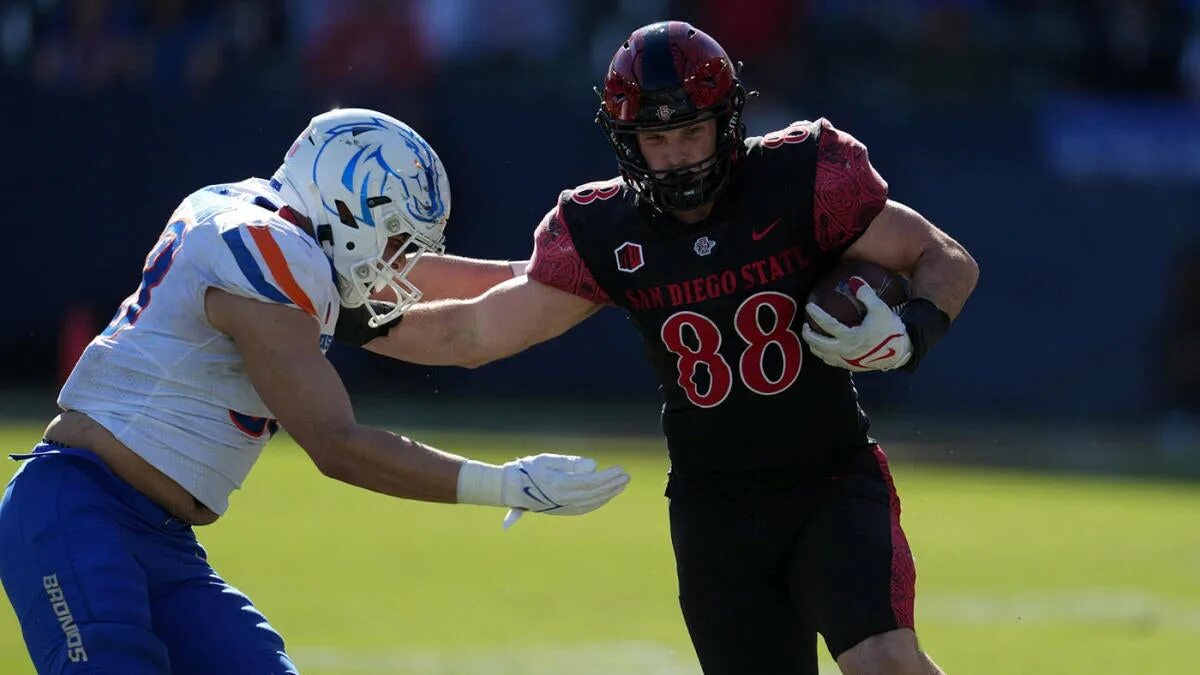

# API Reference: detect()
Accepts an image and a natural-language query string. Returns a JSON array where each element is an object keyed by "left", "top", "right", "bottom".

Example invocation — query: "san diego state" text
[{"left": 625, "top": 244, "right": 810, "bottom": 310}]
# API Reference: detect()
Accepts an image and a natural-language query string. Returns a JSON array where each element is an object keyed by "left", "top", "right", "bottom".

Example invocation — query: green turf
[{"left": 1, "top": 423, "right": 1198, "bottom": 674}]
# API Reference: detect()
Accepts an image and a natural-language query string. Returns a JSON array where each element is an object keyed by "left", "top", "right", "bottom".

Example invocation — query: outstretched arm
[
  {"left": 205, "top": 288, "right": 625, "bottom": 513},
  {"left": 207, "top": 287, "right": 464, "bottom": 501},
  {"left": 404, "top": 254, "right": 529, "bottom": 302},
  {"left": 366, "top": 275, "right": 602, "bottom": 368}
]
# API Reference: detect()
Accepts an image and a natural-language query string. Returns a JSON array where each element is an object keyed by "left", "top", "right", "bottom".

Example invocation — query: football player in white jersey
[{"left": 0, "top": 108, "right": 629, "bottom": 675}]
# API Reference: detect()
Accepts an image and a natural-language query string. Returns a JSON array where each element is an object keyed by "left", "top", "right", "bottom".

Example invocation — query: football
[{"left": 806, "top": 260, "right": 909, "bottom": 334}]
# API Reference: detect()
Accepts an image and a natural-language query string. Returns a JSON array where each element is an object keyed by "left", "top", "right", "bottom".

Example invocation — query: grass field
[{"left": 2, "top": 422, "right": 1199, "bottom": 674}]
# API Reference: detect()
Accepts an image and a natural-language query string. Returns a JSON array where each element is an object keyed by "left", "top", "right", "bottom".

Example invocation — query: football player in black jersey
[{"left": 363, "top": 21, "right": 977, "bottom": 675}]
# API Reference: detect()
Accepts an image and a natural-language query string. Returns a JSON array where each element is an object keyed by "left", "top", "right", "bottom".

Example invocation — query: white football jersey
[{"left": 59, "top": 179, "right": 341, "bottom": 514}]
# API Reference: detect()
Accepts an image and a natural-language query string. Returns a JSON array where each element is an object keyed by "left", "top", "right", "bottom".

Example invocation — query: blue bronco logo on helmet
[{"left": 314, "top": 116, "right": 447, "bottom": 228}]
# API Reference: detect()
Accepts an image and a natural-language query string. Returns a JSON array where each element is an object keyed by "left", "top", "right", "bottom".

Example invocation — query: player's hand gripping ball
[{"left": 802, "top": 261, "right": 912, "bottom": 372}]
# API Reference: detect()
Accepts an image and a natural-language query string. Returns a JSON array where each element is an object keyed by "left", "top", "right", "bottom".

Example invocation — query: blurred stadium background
[{"left": 2, "top": 0, "right": 1199, "bottom": 672}]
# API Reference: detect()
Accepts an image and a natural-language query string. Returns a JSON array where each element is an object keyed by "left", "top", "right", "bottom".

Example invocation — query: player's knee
[{"left": 837, "top": 629, "right": 927, "bottom": 675}]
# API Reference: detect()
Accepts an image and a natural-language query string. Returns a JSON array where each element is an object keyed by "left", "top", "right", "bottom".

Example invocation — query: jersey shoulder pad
[
  {"left": 746, "top": 120, "right": 820, "bottom": 155},
  {"left": 811, "top": 117, "right": 875, "bottom": 157},
  {"left": 810, "top": 117, "right": 889, "bottom": 254},
  {"left": 555, "top": 177, "right": 633, "bottom": 234},
  {"left": 559, "top": 177, "right": 626, "bottom": 207},
  {"left": 194, "top": 208, "right": 335, "bottom": 319},
  {"left": 557, "top": 177, "right": 629, "bottom": 221},
  {"left": 527, "top": 195, "right": 614, "bottom": 306}
]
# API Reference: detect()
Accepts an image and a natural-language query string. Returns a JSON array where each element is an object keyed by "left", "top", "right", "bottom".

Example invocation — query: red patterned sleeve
[
  {"left": 527, "top": 204, "right": 612, "bottom": 305},
  {"left": 812, "top": 118, "right": 889, "bottom": 254}
]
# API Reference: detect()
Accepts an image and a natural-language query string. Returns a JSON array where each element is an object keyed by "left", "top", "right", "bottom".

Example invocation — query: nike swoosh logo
[
  {"left": 521, "top": 486, "right": 564, "bottom": 512},
  {"left": 517, "top": 468, "right": 562, "bottom": 510},
  {"left": 522, "top": 486, "right": 552, "bottom": 506},
  {"left": 861, "top": 348, "right": 896, "bottom": 365},
  {"left": 751, "top": 218, "right": 782, "bottom": 241},
  {"left": 844, "top": 333, "right": 904, "bottom": 368}
]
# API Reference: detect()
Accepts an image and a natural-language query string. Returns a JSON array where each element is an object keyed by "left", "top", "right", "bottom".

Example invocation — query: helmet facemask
[
  {"left": 598, "top": 86, "right": 747, "bottom": 212},
  {"left": 330, "top": 192, "right": 445, "bottom": 327}
]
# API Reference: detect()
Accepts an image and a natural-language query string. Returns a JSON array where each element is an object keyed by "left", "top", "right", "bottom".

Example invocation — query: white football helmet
[{"left": 271, "top": 108, "right": 449, "bottom": 327}]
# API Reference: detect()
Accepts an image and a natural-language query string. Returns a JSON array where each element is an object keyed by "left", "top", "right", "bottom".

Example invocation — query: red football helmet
[{"left": 597, "top": 21, "right": 748, "bottom": 212}]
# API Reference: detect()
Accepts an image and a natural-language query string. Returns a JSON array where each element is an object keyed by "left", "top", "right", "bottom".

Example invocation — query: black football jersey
[{"left": 528, "top": 119, "right": 889, "bottom": 479}]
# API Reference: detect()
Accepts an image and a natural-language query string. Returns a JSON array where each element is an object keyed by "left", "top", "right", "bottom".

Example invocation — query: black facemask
[{"left": 598, "top": 84, "right": 747, "bottom": 213}]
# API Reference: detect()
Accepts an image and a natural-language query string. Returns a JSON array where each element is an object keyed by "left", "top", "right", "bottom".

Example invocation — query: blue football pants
[{"left": 0, "top": 444, "right": 299, "bottom": 674}]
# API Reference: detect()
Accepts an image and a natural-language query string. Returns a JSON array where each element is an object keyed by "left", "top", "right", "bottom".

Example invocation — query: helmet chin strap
[
  {"left": 272, "top": 172, "right": 343, "bottom": 273},
  {"left": 281, "top": 178, "right": 362, "bottom": 308},
  {"left": 288, "top": 180, "right": 337, "bottom": 265}
]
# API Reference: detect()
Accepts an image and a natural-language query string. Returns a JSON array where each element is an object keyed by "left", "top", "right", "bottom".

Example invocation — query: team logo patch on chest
[
  {"left": 614, "top": 241, "right": 645, "bottom": 273},
  {"left": 693, "top": 236, "right": 717, "bottom": 256}
]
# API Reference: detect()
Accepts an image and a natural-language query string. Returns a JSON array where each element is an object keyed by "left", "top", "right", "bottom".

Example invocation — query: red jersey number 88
[{"left": 659, "top": 291, "right": 803, "bottom": 408}]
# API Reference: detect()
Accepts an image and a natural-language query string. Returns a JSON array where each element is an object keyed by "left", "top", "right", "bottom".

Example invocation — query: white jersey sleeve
[{"left": 59, "top": 179, "right": 340, "bottom": 514}]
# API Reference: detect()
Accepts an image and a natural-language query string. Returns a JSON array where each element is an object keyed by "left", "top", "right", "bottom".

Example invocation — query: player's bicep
[
  {"left": 842, "top": 200, "right": 945, "bottom": 275},
  {"left": 205, "top": 288, "right": 353, "bottom": 463}
]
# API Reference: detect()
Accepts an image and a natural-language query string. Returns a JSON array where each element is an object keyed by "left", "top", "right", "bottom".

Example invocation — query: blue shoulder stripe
[{"left": 220, "top": 228, "right": 293, "bottom": 305}]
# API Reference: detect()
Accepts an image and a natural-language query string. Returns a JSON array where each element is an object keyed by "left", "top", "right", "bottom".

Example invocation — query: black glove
[{"left": 334, "top": 302, "right": 403, "bottom": 346}]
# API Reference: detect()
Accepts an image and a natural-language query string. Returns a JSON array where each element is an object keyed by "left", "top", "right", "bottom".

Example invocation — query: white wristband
[
  {"left": 456, "top": 460, "right": 505, "bottom": 506},
  {"left": 508, "top": 260, "right": 529, "bottom": 277}
]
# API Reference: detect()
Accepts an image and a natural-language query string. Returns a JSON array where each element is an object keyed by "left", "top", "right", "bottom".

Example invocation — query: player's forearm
[
  {"left": 907, "top": 237, "right": 978, "bottom": 320},
  {"left": 407, "top": 254, "right": 527, "bottom": 302},
  {"left": 371, "top": 276, "right": 569, "bottom": 368},
  {"left": 314, "top": 423, "right": 466, "bottom": 503},
  {"left": 367, "top": 298, "right": 497, "bottom": 367}
]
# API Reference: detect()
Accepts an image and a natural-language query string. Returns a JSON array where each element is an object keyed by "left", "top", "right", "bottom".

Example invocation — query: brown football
[{"left": 806, "top": 260, "right": 909, "bottom": 335}]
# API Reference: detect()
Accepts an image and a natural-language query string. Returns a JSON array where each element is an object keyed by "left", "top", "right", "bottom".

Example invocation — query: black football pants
[{"left": 669, "top": 446, "right": 915, "bottom": 674}]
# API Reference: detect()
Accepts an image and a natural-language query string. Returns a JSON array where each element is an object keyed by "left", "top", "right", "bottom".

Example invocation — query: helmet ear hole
[
  {"left": 346, "top": 242, "right": 356, "bottom": 251},
  {"left": 334, "top": 200, "right": 359, "bottom": 229}
]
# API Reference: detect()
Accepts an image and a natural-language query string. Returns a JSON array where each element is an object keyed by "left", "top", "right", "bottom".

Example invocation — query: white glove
[
  {"left": 457, "top": 454, "right": 630, "bottom": 527},
  {"left": 801, "top": 276, "right": 913, "bottom": 372}
]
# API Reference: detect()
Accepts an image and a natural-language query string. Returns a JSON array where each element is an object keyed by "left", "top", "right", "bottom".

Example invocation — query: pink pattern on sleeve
[
  {"left": 527, "top": 205, "right": 612, "bottom": 305},
  {"left": 812, "top": 118, "right": 889, "bottom": 253}
]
